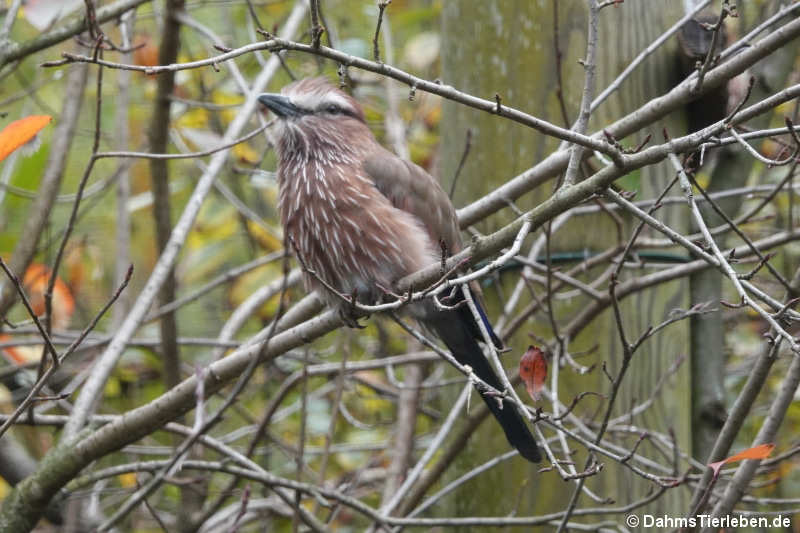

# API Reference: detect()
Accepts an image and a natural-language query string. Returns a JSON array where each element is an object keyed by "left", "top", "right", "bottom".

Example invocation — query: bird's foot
[
  {"left": 339, "top": 291, "right": 367, "bottom": 329},
  {"left": 338, "top": 306, "right": 366, "bottom": 329}
]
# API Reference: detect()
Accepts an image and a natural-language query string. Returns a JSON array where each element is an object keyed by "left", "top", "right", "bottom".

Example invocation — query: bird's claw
[{"left": 338, "top": 307, "right": 366, "bottom": 329}]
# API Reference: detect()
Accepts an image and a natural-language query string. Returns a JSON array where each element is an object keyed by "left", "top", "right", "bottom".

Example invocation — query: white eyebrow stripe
[
  {"left": 289, "top": 91, "right": 354, "bottom": 113},
  {"left": 320, "top": 93, "right": 352, "bottom": 109}
]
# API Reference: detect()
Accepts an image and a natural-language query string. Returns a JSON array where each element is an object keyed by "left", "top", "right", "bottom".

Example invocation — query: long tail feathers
[{"left": 425, "top": 307, "right": 542, "bottom": 463}]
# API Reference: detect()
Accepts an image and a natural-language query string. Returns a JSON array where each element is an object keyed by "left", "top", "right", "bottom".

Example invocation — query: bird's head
[{"left": 258, "top": 77, "right": 369, "bottom": 160}]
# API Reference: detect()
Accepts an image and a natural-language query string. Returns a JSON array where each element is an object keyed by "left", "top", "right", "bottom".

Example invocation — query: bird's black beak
[{"left": 258, "top": 93, "right": 302, "bottom": 118}]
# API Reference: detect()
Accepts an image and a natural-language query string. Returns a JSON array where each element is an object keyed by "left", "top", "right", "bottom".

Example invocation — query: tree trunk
[{"left": 439, "top": 0, "right": 690, "bottom": 520}]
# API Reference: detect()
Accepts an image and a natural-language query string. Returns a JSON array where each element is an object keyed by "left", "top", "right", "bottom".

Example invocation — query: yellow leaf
[
  {"left": 0, "top": 115, "right": 51, "bottom": 162},
  {"left": 693, "top": 170, "right": 711, "bottom": 190},
  {"left": 104, "top": 376, "right": 121, "bottom": 398},
  {"left": 233, "top": 142, "right": 260, "bottom": 164},
  {"left": 212, "top": 91, "right": 245, "bottom": 124},
  {"left": 246, "top": 220, "right": 283, "bottom": 252},
  {"left": 177, "top": 108, "right": 209, "bottom": 130},
  {"left": 118, "top": 473, "right": 138, "bottom": 488}
]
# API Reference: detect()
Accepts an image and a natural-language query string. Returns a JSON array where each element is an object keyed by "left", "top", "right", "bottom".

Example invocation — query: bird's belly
[{"left": 287, "top": 202, "right": 437, "bottom": 306}]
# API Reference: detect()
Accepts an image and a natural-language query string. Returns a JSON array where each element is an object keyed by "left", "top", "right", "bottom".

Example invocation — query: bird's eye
[{"left": 325, "top": 104, "right": 340, "bottom": 114}]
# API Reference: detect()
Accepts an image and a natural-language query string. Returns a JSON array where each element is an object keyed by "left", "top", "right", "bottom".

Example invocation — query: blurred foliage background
[{"left": 1, "top": 0, "right": 800, "bottom": 530}]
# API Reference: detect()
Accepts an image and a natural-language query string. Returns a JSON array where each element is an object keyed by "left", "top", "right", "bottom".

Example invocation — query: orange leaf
[
  {"left": 723, "top": 443, "right": 775, "bottom": 463},
  {"left": 520, "top": 345, "right": 547, "bottom": 401},
  {"left": 134, "top": 41, "right": 159, "bottom": 69},
  {"left": 23, "top": 263, "right": 75, "bottom": 330},
  {"left": 0, "top": 115, "right": 52, "bottom": 162},
  {"left": 0, "top": 333, "right": 23, "bottom": 365},
  {"left": 708, "top": 444, "right": 775, "bottom": 478},
  {"left": 0, "top": 333, "right": 40, "bottom": 365}
]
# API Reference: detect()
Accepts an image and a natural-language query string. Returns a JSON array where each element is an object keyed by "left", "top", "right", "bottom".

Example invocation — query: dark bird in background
[
  {"left": 258, "top": 77, "right": 541, "bottom": 463},
  {"left": 676, "top": 13, "right": 730, "bottom": 133}
]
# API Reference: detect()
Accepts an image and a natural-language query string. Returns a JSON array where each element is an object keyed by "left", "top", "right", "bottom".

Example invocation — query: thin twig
[
  {"left": 48, "top": 36, "right": 625, "bottom": 163},
  {"left": 99, "top": 254, "right": 293, "bottom": 531},
  {"left": 669, "top": 153, "right": 798, "bottom": 351},
  {"left": 61, "top": 0, "right": 310, "bottom": 440},
  {"left": 95, "top": 122, "right": 271, "bottom": 160},
  {"left": 448, "top": 128, "right": 473, "bottom": 198},
  {"left": 563, "top": 0, "right": 600, "bottom": 187},
  {"left": 0, "top": 265, "right": 132, "bottom": 440},
  {"left": 43, "top": 38, "right": 105, "bottom": 349},
  {"left": 0, "top": 258, "right": 59, "bottom": 367},
  {"left": 692, "top": 0, "right": 734, "bottom": 94},
  {"left": 729, "top": 127, "right": 798, "bottom": 166},
  {"left": 551, "top": 0, "right": 570, "bottom": 127},
  {"left": 372, "top": 1, "right": 391, "bottom": 62},
  {"left": 309, "top": 0, "right": 324, "bottom": 48}
]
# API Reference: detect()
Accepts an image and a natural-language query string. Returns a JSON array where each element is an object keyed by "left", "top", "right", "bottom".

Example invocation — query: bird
[
  {"left": 676, "top": 13, "right": 730, "bottom": 133},
  {"left": 258, "top": 77, "right": 541, "bottom": 463}
]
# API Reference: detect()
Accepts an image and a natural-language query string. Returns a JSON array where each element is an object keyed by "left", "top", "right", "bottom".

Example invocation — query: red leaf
[
  {"left": 708, "top": 444, "right": 775, "bottom": 479},
  {"left": 520, "top": 345, "right": 547, "bottom": 401},
  {"left": 0, "top": 115, "right": 52, "bottom": 162}
]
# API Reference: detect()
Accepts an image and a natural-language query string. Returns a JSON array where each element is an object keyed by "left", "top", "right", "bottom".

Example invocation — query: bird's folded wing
[
  {"left": 362, "top": 148, "right": 503, "bottom": 349},
  {"left": 362, "top": 148, "right": 462, "bottom": 256}
]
